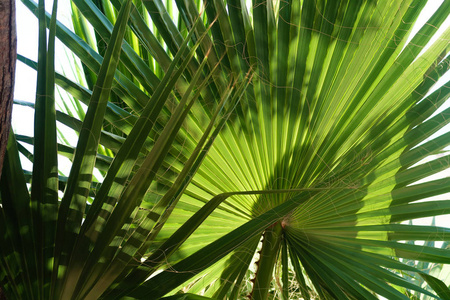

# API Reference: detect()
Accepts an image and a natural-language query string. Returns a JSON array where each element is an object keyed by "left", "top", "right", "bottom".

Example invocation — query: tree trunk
[{"left": 0, "top": 0, "right": 17, "bottom": 180}]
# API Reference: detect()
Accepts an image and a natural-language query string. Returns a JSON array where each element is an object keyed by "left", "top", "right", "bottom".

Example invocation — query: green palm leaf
[{"left": 2, "top": 0, "right": 450, "bottom": 299}]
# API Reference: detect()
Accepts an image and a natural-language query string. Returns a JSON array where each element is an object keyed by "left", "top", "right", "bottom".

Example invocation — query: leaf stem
[{"left": 251, "top": 222, "right": 283, "bottom": 300}]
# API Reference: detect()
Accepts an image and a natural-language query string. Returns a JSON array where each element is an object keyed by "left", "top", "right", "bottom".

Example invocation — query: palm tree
[{"left": 1, "top": 0, "right": 450, "bottom": 299}]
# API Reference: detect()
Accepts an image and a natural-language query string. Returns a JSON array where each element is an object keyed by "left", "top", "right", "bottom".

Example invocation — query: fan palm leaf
[{"left": 1, "top": 0, "right": 450, "bottom": 299}]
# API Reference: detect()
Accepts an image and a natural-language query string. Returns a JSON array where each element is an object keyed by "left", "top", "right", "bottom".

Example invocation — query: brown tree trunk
[
  {"left": 0, "top": 1, "right": 15, "bottom": 296},
  {"left": 0, "top": 0, "right": 17, "bottom": 181}
]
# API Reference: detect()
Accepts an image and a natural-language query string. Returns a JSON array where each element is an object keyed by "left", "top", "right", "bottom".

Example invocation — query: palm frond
[{"left": 2, "top": 0, "right": 450, "bottom": 299}]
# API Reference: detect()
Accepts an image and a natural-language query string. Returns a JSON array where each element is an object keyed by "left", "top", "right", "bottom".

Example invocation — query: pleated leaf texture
[{"left": 2, "top": 0, "right": 450, "bottom": 299}]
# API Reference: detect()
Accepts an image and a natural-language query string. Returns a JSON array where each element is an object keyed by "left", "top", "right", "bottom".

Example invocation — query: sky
[{"left": 11, "top": 0, "right": 450, "bottom": 230}]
